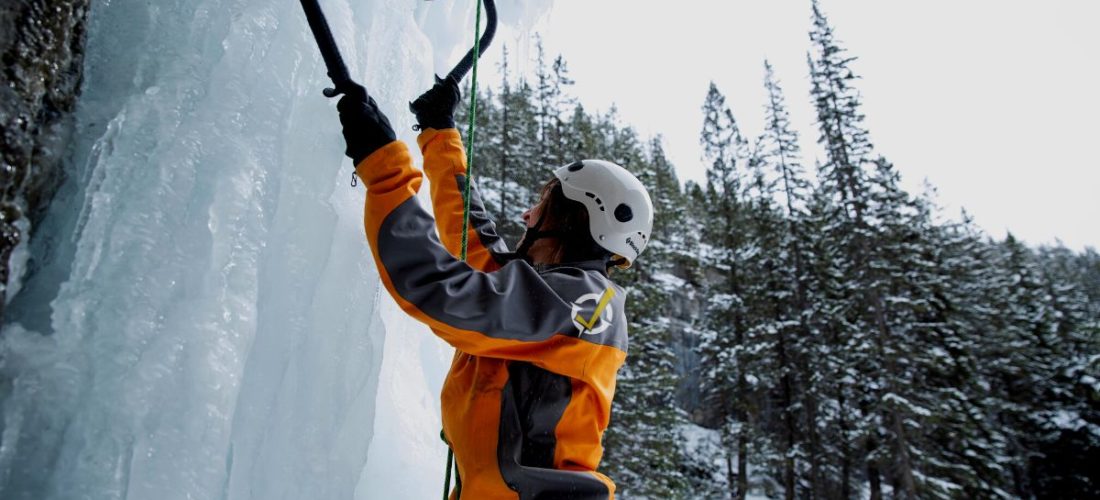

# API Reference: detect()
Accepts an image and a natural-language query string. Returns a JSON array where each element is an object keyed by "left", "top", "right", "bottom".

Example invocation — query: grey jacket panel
[
  {"left": 535, "top": 265, "right": 628, "bottom": 352},
  {"left": 498, "top": 365, "right": 612, "bottom": 499},
  {"left": 455, "top": 174, "right": 510, "bottom": 256},
  {"left": 376, "top": 196, "right": 628, "bottom": 352}
]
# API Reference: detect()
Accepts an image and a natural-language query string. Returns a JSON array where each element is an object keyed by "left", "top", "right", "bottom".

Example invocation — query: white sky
[{"left": 440, "top": 0, "right": 1099, "bottom": 250}]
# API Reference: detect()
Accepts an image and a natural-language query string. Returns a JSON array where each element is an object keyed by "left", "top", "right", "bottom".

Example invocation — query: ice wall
[{"left": 0, "top": 1, "right": 550, "bottom": 499}]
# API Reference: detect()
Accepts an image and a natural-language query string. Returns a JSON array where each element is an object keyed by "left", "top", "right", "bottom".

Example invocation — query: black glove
[
  {"left": 409, "top": 75, "right": 461, "bottom": 131},
  {"left": 337, "top": 81, "right": 396, "bottom": 165}
]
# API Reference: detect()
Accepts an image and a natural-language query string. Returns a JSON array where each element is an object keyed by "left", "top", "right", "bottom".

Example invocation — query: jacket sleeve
[
  {"left": 355, "top": 141, "right": 609, "bottom": 379},
  {"left": 417, "top": 128, "right": 508, "bottom": 273}
]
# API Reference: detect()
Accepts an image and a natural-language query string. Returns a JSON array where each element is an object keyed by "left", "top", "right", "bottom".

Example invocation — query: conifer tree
[
  {"left": 808, "top": 0, "right": 873, "bottom": 221},
  {"left": 912, "top": 210, "right": 1017, "bottom": 497},
  {"left": 758, "top": 59, "right": 815, "bottom": 500},
  {"left": 565, "top": 103, "right": 598, "bottom": 160},
  {"left": 507, "top": 78, "right": 544, "bottom": 212},
  {"left": 531, "top": 39, "right": 576, "bottom": 168},
  {"left": 697, "top": 81, "right": 755, "bottom": 499},
  {"left": 806, "top": 2, "right": 882, "bottom": 494},
  {"left": 548, "top": 55, "right": 576, "bottom": 165},
  {"left": 494, "top": 45, "right": 519, "bottom": 238},
  {"left": 601, "top": 266, "right": 691, "bottom": 498},
  {"left": 645, "top": 137, "right": 684, "bottom": 240},
  {"left": 602, "top": 142, "right": 692, "bottom": 499},
  {"left": 737, "top": 138, "right": 796, "bottom": 498}
]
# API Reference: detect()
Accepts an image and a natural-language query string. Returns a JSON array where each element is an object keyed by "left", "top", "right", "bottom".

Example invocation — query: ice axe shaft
[
  {"left": 299, "top": 0, "right": 351, "bottom": 97},
  {"left": 445, "top": 0, "right": 497, "bottom": 83}
]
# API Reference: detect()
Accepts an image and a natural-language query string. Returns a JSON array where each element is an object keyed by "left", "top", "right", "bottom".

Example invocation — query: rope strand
[
  {"left": 459, "top": 0, "right": 483, "bottom": 262},
  {"left": 446, "top": 4, "right": 483, "bottom": 498}
]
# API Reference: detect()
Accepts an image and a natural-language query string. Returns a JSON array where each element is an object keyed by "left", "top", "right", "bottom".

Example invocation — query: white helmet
[{"left": 553, "top": 160, "right": 654, "bottom": 267}]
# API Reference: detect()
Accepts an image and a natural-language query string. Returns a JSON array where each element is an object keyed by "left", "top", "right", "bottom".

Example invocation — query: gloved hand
[
  {"left": 409, "top": 75, "right": 461, "bottom": 131},
  {"left": 337, "top": 81, "right": 396, "bottom": 165}
]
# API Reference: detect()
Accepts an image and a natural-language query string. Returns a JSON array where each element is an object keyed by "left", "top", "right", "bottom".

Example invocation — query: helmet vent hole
[
  {"left": 614, "top": 204, "right": 634, "bottom": 223},
  {"left": 568, "top": 161, "right": 585, "bottom": 172}
]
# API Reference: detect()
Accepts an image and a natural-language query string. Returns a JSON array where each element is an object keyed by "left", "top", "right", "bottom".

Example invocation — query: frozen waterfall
[{"left": 0, "top": 0, "right": 550, "bottom": 498}]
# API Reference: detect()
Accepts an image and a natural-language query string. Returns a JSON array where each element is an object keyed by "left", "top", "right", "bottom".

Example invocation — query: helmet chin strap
[{"left": 514, "top": 209, "right": 565, "bottom": 261}]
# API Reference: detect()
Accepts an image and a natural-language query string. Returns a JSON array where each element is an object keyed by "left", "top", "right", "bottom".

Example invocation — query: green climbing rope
[
  {"left": 446, "top": 3, "right": 484, "bottom": 498},
  {"left": 443, "top": 445, "right": 454, "bottom": 500},
  {"left": 459, "top": 0, "right": 483, "bottom": 263}
]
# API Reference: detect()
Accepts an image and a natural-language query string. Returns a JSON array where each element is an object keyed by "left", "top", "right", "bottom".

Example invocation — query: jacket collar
[{"left": 534, "top": 259, "right": 609, "bottom": 277}]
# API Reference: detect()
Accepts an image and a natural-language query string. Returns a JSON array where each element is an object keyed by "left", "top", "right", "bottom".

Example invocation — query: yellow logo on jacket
[{"left": 570, "top": 287, "right": 616, "bottom": 335}]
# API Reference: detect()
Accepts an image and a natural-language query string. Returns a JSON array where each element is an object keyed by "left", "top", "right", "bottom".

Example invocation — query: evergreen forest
[{"left": 456, "top": 3, "right": 1100, "bottom": 498}]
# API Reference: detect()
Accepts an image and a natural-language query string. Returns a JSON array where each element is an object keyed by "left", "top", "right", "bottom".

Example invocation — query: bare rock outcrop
[{"left": 0, "top": 0, "right": 90, "bottom": 320}]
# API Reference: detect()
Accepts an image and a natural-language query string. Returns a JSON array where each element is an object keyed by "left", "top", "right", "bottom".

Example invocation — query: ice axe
[
  {"left": 299, "top": 0, "right": 498, "bottom": 98},
  {"left": 299, "top": 0, "right": 351, "bottom": 97},
  {"left": 443, "top": 0, "right": 498, "bottom": 84}
]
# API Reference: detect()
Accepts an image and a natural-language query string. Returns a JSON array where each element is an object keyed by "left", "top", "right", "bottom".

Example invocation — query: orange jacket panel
[{"left": 418, "top": 128, "right": 504, "bottom": 273}]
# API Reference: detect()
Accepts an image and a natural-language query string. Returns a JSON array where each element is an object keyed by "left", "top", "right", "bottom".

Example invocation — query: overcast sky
[{"left": 438, "top": 0, "right": 1099, "bottom": 250}]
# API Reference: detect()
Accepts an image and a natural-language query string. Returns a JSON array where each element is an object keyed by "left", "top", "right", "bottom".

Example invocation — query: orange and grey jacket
[{"left": 354, "top": 128, "right": 628, "bottom": 499}]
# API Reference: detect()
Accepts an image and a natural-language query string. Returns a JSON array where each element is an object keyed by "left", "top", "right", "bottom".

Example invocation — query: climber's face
[
  {"left": 521, "top": 196, "right": 548, "bottom": 229},
  {"left": 520, "top": 177, "right": 557, "bottom": 230},
  {"left": 516, "top": 180, "right": 561, "bottom": 264}
]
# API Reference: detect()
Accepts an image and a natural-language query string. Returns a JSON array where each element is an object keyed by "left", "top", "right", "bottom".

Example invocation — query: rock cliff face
[
  {"left": 0, "top": 0, "right": 90, "bottom": 319},
  {"left": 668, "top": 259, "right": 726, "bottom": 427},
  {"left": 652, "top": 254, "right": 721, "bottom": 427}
]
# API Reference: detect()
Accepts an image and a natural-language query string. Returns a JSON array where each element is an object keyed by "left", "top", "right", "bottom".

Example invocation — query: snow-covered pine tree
[
  {"left": 979, "top": 235, "right": 1100, "bottom": 497},
  {"left": 644, "top": 137, "right": 685, "bottom": 241},
  {"left": 756, "top": 59, "right": 816, "bottom": 500},
  {"left": 533, "top": 37, "right": 553, "bottom": 169},
  {"left": 643, "top": 137, "right": 708, "bottom": 421},
  {"left": 860, "top": 157, "right": 938, "bottom": 499},
  {"left": 455, "top": 83, "right": 502, "bottom": 224},
  {"left": 600, "top": 262, "right": 692, "bottom": 498},
  {"left": 679, "top": 178, "right": 712, "bottom": 426},
  {"left": 1063, "top": 248, "right": 1100, "bottom": 318},
  {"left": 797, "top": 180, "right": 857, "bottom": 497},
  {"left": 514, "top": 78, "right": 544, "bottom": 191},
  {"left": 500, "top": 77, "right": 543, "bottom": 224},
  {"left": 697, "top": 81, "right": 756, "bottom": 499},
  {"left": 547, "top": 55, "right": 576, "bottom": 166},
  {"left": 531, "top": 39, "right": 576, "bottom": 169},
  {"left": 605, "top": 117, "right": 646, "bottom": 177},
  {"left": 565, "top": 102, "right": 599, "bottom": 160},
  {"left": 910, "top": 208, "right": 1018, "bottom": 497},
  {"left": 492, "top": 45, "right": 522, "bottom": 241},
  {"left": 1024, "top": 246, "right": 1099, "bottom": 497},
  {"left": 806, "top": 1, "right": 884, "bottom": 494},
  {"left": 762, "top": 60, "right": 811, "bottom": 219},
  {"left": 736, "top": 136, "right": 798, "bottom": 498},
  {"left": 601, "top": 141, "right": 693, "bottom": 498},
  {"left": 808, "top": 0, "right": 873, "bottom": 222}
]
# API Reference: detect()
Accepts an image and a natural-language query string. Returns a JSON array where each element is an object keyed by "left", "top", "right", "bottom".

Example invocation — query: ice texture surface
[{"left": 0, "top": 0, "right": 550, "bottom": 499}]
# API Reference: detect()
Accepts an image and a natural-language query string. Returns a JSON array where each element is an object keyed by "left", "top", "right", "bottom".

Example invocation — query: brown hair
[{"left": 533, "top": 178, "right": 610, "bottom": 265}]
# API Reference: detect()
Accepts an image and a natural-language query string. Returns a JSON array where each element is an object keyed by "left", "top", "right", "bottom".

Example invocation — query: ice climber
[{"left": 334, "top": 75, "right": 653, "bottom": 499}]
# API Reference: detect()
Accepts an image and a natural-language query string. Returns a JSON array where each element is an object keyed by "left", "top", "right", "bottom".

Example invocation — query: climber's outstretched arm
[
  {"left": 411, "top": 76, "right": 508, "bottom": 272},
  {"left": 418, "top": 128, "right": 508, "bottom": 272}
]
